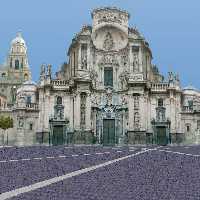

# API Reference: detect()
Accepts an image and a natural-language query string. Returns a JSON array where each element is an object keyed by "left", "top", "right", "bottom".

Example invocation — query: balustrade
[
  {"left": 151, "top": 83, "right": 169, "bottom": 91},
  {"left": 51, "top": 80, "right": 68, "bottom": 86}
]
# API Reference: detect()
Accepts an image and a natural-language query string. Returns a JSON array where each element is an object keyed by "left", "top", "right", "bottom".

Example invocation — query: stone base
[
  {"left": 171, "top": 133, "right": 185, "bottom": 145},
  {"left": 71, "top": 130, "right": 94, "bottom": 144},
  {"left": 127, "top": 131, "right": 147, "bottom": 145}
]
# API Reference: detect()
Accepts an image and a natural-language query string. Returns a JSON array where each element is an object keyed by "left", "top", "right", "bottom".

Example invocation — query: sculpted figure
[
  {"left": 40, "top": 64, "right": 45, "bottom": 76},
  {"left": 133, "top": 53, "right": 139, "bottom": 72},
  {"left": 103, "top": 32, "right": 114, "bottom": 51},
  {"left": 47, "top": 64, "right": 52, "bottom": 76}
]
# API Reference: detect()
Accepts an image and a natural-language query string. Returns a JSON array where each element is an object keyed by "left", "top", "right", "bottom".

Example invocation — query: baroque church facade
[{"left": 1, "top": 7, "right": 200, "bottom": 146}]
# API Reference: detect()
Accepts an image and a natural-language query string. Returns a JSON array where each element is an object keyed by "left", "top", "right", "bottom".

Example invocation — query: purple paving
[
  {"left": 1, "top": 145, "right": 200, "bottom": 200},
  {"left": 0, "top": 146, "right": 140, "bottom": 194}
]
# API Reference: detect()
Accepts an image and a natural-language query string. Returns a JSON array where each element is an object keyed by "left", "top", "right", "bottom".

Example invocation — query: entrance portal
[
  {"left": 103, "top": 119, "right": 115, "bottom": 145},
  {"left": 52, "top": 126, "right": 64, "bottom": 146},
  {"left": 157, "top": 127, "right": 167, "bottom": 145}
]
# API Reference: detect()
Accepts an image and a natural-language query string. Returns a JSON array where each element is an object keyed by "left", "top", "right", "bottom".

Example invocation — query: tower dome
[
  {"left": 10, "top": 32, "right": 27, "bottom": 54},
  {"left": 11, "top": 32, "right": 26, "bottom": 46},
  {"left": 6, "top": 31, "right": 31, "bottom": 81}
]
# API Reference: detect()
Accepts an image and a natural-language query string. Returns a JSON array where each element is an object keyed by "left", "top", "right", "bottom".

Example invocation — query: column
[
  {"left": 74, "top": 93, "right": 80, "bottom": 130},
  {"left": 129, "top": 44, "right": 133, "bottom": 73},
  {"left": 86, "top": 93, "right": 91, "bottom": 130},
  {"left": 128, "top": 93, "right": 134, "bottom": 130},
  {"left": 139, "top": 47, "right": 143, "bottom": 73},
  {"left": 78, "top": 44, "right": 82, "bottom": 69},
  {"left": 87, "top": 42, "right": 90, "bottom": 70}
]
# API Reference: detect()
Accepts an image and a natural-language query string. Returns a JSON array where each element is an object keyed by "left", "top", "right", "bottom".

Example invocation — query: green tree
[{"left": 0, "top": 116, "right": 13, "bottom": 146}]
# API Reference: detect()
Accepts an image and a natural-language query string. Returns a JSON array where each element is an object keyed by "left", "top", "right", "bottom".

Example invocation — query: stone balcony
[
  {"left": 182, "top": 106, "right": 193, "bottom": 113},
  {"left": 0, "top": 107, "right": 12, "bottom": 112},
  {"left": 25, "top": 103, "right": 39, "bottom": 110},
  {"left": 151, "top": 83, "right": 169, "bottom": 92},
  {"left": 13, "top": 103, "right": 39, "bottom": 111},
  {"left": 51, "top": 80, "right": 69, "bottom": 90}
]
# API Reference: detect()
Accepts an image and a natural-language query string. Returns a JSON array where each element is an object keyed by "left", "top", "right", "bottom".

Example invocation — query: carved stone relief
[
  {"left": 103, "top": 32, "right": 114, "bottom": 51},
  {"left": 98, "top": 53, "right": 119, "bottom": 66}
]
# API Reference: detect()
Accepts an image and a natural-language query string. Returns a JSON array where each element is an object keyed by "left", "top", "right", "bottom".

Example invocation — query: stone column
[
  {"left": 69, "top": 95, "right": 74, "bottom": 131},
  {"left": 99, "top": 66, "right": 103, "bottom": 85},
  {"left": 115, "top": 67, "right": 118, "bottom": 89},
  {"left": 139, "top": 47, "right": 143, "bottom": 73},
  {"left": 129, "top": 44, "right": 133, "bottom": 73},
  {"left": 128, "top": 93, "right": 134, "bottom": 130},
  {"left": 93, "top": 109, "right": 97, "bottom": 136},
  {"left": 78, "top": 44, "right": 82, "bottom": 69},
  {"left": 86, "top": 93, "right": 91, "bottom": 130},
  {"left": 74, "top": 93, "right": 80, "bottom": 130},
  {"left": 87, "top": 42, "right": 90, "bottom": 70}
]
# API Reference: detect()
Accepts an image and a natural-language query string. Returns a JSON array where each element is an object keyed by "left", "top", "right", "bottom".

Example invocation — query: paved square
[{"left": 0, "top": 145, "right": 200, "bottom": 200}]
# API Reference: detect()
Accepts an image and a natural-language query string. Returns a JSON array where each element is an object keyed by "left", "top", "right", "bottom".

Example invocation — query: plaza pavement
[{"left": 0, "top": 145, "right": 200, "bottom": 199}]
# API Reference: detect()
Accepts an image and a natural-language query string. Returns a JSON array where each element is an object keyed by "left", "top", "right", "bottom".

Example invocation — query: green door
[
  {"left": 157, "top": 127, "right": 167, "bottom": 145},
  {"left": 52, "top": 126, "right": 64, "bottom": 146},
  {"left": 103, "top": 119, "right": 115, "bottom": 145}
]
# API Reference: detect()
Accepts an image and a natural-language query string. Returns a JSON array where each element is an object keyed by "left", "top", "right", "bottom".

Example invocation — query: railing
[
  {"left": 51, "top": 80, "right": 68, "bottom": 86},
  {"left": 0, "top": 107, "right": 12, "bottom": 112},
  {"left": 151, "top": 83, "right": 169, "bottom": 91},
  {"left": 182, "top": 106, "right": 193, "bottom": 113},
  {"left": 25, "top": 103, "right": 39, "bottom": 110},
  {"left": 0, "top": 78, "right": 22, "bottom": 84}
]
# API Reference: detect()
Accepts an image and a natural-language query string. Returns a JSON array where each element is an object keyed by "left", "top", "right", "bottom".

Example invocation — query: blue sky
[{"left": 0, "top": 0, "right": 200, "bottom": 87}]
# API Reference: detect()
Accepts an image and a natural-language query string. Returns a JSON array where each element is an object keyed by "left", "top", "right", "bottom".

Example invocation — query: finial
[{"left": 16, "top": 30, "right": 22, "bottom": 38}]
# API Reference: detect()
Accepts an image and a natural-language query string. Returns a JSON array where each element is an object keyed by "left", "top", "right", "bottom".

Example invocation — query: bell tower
[{"left": 7, "top": 31, "right": 31, "bottom": 81}]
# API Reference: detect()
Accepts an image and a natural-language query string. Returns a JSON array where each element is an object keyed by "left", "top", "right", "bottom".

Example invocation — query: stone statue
[
  {"left": 121, "top": 95, "right": 128, "bottom": 105},
  {"left": 119, "top": 70, "right": 129, "bottom": 90},
  {"left": 134, "top": 96, "right": 139, "bottom": 109},
  {"left": 134, "top": 112, "right": 140, "bottom": 129},
  {"left": 81, "top": 56, "right": 87, "bottom": 69},
  {"left": 47, "top": 64, "right": 52, "bottom": 76},
  {"left": 103, "top": 32, "right": 114, "bottom": 51},
  {"left": 40, "top": 64, "right": 45, "bottom": 76},
  {"left": 91, "top": 93, "right": 99, "bottom": 106},
  {"left": 90, "top": 69, "right": 98, "bottom": 88},
  {"left": 168, "top": 72, "right": 174, "bottom": 82},
  {"left": 133, "top": 53, "right": 139, "bottom": 72}
]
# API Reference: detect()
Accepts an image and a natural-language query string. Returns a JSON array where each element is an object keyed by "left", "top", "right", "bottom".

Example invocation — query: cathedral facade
[{"left": 1, "top": 7, "right": 200, "bottom": 146}]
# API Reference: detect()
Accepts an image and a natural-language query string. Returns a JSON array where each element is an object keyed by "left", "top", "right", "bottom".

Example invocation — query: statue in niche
[
  {"left": 90, "top": 69, "right": 98, "bottom": 88},
  {"left": 133, "top": 53, "right": 139, "bottom": 72},
  {"left": 156, "top": 108, "right": 165, "bottom": 122},
  {"left": 91, "top": 93, "right": 99, "bottom": 106},
  {"left": 134, "top": 96, "right": 139, "bottom": 109},
  {"left": 121, "top": 54, "right": 128, "bottom": 67},
  {"left": 119, "top": 70, "right": 129, "bottom": 90},
  {"left": 121, "top": 95, "right": 128, "bottom": 105},
  {"left": 81, "top": 55, "right": 87, "bottom": 69},
  {"left": 105, "top": 93, "right": 112, "bottom": 106},
  {"left": 18, "top": 118, "right": 24, "bottom": 128},
  {"left": 103, "top": 32, "right": 114, "bottom": 51},
  {"left": 55, "top": 107, "right": 64, "bottom": 120},
  {"left": 134, "top": 112, "right": 140, "bottom": 129}
]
